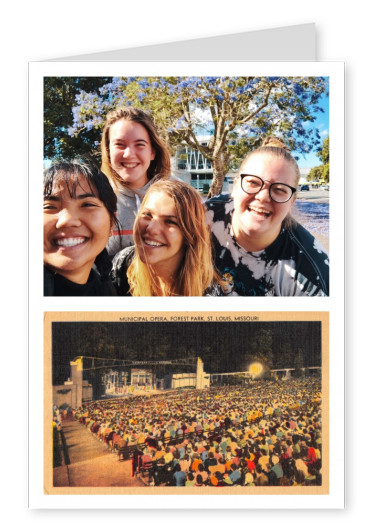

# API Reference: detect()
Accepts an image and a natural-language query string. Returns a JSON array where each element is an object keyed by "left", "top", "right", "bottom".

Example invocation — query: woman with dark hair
[
  {"left": 206, "top": 137, "right": 329, "bottom": 296},
  {"left": 101, "top": 106, "right": 171, "bottom": 256},
  {"left": 111, "top": 180, "right": 225, "bottom": 296},
  {"left": 43, "top": 158, "right": 119, "bottom": 296}
]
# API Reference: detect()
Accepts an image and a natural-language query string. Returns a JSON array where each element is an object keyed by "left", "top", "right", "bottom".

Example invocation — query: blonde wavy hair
[
  {"left": 127, "top": 180, "right": 219, "bottom": 296},
  {"left": 100, "top": 107, "right": 171, "bottom": 192}
]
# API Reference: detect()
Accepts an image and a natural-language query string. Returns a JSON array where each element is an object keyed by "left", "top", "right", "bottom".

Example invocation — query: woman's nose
[
  {"left": 122, "top": 146, "right": 134, "bottom": 158},
  {"left": 254, "top": 183, "right": 271, "bottom": 201},
  {"left": 55, "top": 208, "right": 81, "bottom": 228},
  {"left": 146, "top": 218, "right": 161, "bottom": 234}
]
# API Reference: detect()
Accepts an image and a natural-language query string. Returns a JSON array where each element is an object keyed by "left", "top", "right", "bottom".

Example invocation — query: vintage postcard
[{"left": 43, "top": 311, "right": 331, "bottom": 506}]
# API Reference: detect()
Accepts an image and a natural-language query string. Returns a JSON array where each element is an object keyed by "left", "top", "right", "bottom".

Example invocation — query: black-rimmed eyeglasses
[{"left": 240, "top": 174, "right": 296, "bottom": 203}]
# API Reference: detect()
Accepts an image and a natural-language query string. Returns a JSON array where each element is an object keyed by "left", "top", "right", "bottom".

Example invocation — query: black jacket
[{"left": 44, "top": 266, "right": 116, "bottom": 296}]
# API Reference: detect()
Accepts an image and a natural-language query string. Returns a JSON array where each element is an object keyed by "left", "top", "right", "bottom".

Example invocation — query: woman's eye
[
  {"left": 246, "top": 178, "right": 260, "bottom": 187},
  {"left": 274, "top": 187, "right": 288, "bottom": 195},
  {"left": 43, "top": 203, "right": 57, "bottom": 211},
  {"left": 166, "top": 219, "right": 178, "bottom": 226}
]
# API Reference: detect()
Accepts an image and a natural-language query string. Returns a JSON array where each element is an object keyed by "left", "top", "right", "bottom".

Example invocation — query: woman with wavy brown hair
[
  {"left": 101, "top": 106, "right": 171, "bottom": 257},
  {"left": 111, "top": 180, "right": 224, "bottom": 296}
]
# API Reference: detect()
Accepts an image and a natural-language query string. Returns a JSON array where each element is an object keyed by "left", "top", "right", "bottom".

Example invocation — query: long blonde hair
[
  {"left": 100, "top": 107, "right": 171, "bottom": 192},
  {"left": 127, "top": 180, "right": 219, "bottom": 296}
]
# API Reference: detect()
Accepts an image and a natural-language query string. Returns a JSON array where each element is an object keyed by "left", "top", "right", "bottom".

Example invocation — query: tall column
[
  {"left": 196, "top": 357, "right": 204, "bottom": 389},
  {"left": 70, "top": 357, "right": 83, "bottom": 408}
]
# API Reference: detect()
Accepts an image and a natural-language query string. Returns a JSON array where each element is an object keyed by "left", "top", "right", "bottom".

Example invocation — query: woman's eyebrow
[
  {"left": 43, "top": 194, "right": 60, "bottom": 201},
  {"left": 43, "top": 193, "right": 97, "bottom": 200},
  {"left": 141, "top": 210, "right": 178, "bottom": 219},
  {"left": 113, "top": 138, "right": 148, "bottom": 143},
  {"left": 76, "top": 193, "right": 97, "bottom": 199}
]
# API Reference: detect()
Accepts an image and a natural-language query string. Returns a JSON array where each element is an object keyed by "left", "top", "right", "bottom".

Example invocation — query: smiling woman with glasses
[{"left": 206, "top": 137, "right": 329, "bottom": 296}]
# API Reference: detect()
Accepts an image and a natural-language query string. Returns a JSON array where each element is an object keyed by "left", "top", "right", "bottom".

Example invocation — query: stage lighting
[{"left": 248, "top": 362, "right": 263, "bottom": 379}]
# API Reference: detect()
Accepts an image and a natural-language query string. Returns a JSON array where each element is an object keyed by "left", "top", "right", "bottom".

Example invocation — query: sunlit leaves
[{"left": 45, "top": 75, "right": 328, "bottom": 194}]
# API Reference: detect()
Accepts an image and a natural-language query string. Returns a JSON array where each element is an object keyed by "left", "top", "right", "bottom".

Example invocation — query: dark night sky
[{"left": 51, "top": 320, "right": 322, "bottom": 385}]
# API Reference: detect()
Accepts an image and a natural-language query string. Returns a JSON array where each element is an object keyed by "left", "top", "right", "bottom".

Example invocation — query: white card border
[{"left": 29, "top": 61, "right": 344, "bottom": 509}]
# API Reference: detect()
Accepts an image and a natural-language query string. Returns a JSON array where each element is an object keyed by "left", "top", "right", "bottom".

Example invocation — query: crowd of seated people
[{"left": 72, "top": 376, "right": 322, "bottom": 487}]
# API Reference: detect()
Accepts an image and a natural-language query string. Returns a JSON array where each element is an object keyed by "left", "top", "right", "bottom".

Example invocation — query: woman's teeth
[
  {"left": 249, "top": 206, "right": 271, "bottom": 217},
  {"left": 55, "top": 237, "right": 86, "bottom": 247},
  {"left": 144, "top": 239, "right": 164, "bottom": 247}
]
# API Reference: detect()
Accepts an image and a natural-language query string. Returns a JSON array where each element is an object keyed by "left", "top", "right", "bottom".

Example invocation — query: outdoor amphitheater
[{"left": 52, "top": 356, "right": 322, "bottom": 489}]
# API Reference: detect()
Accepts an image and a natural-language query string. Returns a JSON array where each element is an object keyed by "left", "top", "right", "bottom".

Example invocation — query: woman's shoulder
[
  {"left": 205, "top": 193, "right": 232, "bottom": 209},
  {"left": 203, "top": 280, "right": 228, "bottom": 297},
  {"left": 111, "top": 246, "right": 135, "bottom": 296},
  {"left": 287, "top": 222, "right": 329, "bottom": 260},
  {"left": 44, "top": 266, "right": 116, "bottom": 296},
  {"left": 44, "top": 266, "right": 55, "bottom": 296},
  {"left": 112, "top": 245, "right": 136, "bottom": 269},
  {"left": 205, "top": 194, "right": 234, "bottom": 226},
  {"left": 284, "top": 221, "right": 329, "bottom": 295}
]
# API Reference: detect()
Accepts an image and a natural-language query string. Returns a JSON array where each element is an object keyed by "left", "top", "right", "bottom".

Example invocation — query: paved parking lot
[{"left": 297, "top": 189, "right": 329, "bottom": 203}]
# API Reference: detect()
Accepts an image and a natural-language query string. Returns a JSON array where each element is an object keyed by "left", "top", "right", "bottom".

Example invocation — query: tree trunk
[{"left": 207, "top": 152, "right": 228, "bottom": 198}]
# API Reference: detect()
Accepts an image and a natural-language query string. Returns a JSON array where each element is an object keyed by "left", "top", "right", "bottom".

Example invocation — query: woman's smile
[
  {"left": 135, "top": 191, "right": 185, "bottom": 277},
  {"left": 143, "top": 238, "right": 166, "bottom": 248},
  {"left": 53, "top": 236, "right": 89, "bottom": 248},
  {"left": 246, "top": 204, "right": 272, "bottom": 219},
  {"left": 232, "top": 154, "right": 296, "bottom": 251},
  {"left": 109, "top": 119, "right": 155, "bottom": 189},
  {"left": 44, "top": 175, "right": 112, "bottom": 284}
]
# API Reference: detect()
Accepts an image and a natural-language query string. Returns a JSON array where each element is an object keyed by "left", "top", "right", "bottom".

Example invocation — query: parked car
[{"left": 300, "top": 184, "right": 310, "bottom": 191}]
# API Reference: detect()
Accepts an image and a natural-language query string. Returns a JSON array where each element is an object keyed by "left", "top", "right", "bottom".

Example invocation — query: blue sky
[{"left": 294, "top": 92, "right": 329, "bottom": 170}]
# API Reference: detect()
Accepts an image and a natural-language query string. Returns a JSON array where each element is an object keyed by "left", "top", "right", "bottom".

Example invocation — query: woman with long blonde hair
[{"left": 111, "top": 180, "right": 224, "bottom": 296}]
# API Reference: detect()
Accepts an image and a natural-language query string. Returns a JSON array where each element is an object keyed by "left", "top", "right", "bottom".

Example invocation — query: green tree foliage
[
  {"left": 45, "top": 76, "right": 328, "bottom": 196},
  {"left": 307, "top": 136, "right": 329, "bottom": 183},
  {"left": 44, "top": 77, "right": 111, "bottom": 161},
  {"left": 317, "top": 135, "right": 329, "bottom": 165},
  {"left": 307, "top": 166, "right": 323, "bottom": 182}
]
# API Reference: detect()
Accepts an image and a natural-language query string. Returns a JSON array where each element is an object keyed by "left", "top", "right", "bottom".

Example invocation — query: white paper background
[
  {"left": 1, "top": 0, "right": 372, "bottom": 526},
  {"left": 29, "top": 61, "right": 343, "bottom": 511}
]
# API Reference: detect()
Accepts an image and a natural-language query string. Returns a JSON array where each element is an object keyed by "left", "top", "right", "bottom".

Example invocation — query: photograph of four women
[{"left": 43, "top": 106, "right": 329, "bottom": 297}]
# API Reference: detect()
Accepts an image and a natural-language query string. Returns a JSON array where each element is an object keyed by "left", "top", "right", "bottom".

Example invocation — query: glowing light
[{"left": 248, "top": 362, "right": 263, "bottom": 378}]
